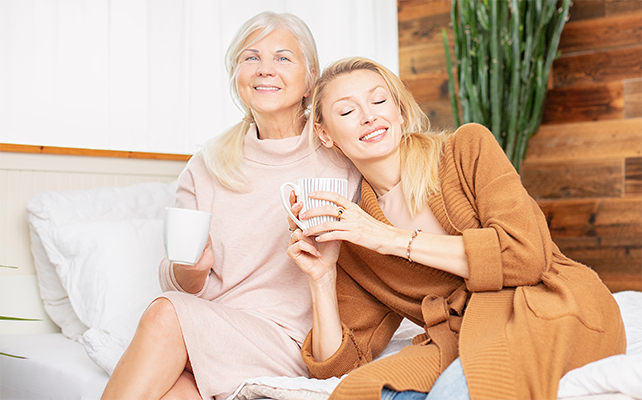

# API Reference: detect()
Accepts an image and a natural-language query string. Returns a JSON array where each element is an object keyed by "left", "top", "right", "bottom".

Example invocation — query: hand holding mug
[
  {"left": 163, "top": 207, "right": 212, "bottom": 266},
  {"left": 280, "top": 178, "right": 348, "bottom": 232}
]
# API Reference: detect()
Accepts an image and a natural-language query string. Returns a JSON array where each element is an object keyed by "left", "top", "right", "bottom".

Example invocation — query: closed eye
[
  {"left": 374, "top": 99, "right": 386, "bottom": 105},
  {"left": 340, "top": 109, "right": 354, "bottom": 116}
]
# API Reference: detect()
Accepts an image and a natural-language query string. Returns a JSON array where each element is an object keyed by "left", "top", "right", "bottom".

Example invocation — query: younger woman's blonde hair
[
  {"left": 201, "top": 11, "right": 320, "bottom": 192},
  {"left": 310, "top": 57, "right": 450, "bottom": 215}
]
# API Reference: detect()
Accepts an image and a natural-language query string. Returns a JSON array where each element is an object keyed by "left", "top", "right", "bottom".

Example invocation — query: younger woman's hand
[{"left": 300, "top": 191, "right": 402, "bottom": 255}]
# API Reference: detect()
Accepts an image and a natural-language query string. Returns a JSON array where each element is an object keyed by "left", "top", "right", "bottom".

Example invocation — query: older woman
[
  {"left": 101, "top": 13, "right": 359, "bottom": 400},
  {"left": 287, "top": 57, "right": 625, "bottom": 400}
]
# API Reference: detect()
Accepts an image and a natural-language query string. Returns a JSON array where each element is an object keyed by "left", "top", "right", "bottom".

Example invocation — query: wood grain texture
[
  {"left": 525, "top": 118, "right": 642, "bottom": 162},
  {"left": 558, "top": 13, "right": 642, "bottom": 53},
  {"left": 397, "top": 0, "right": 452, "bottom": 22},
  {"left": 543, "top": 81, "right": 624, "bottom": 124},
  {"left": 553, "top": 235, "right": 642, "bottom": 283},
  {"left": 626, "top": 157, "right": 642, "bottom": 196},
  {"left": 537, "top": 197, "right": 642, "bottom": 237},
  {"left": 552, "top": 45, "right": 642, "bottom": 88},
  {"left": 402, "top": 71, "right": 450, "bottom": 103},
  {"left": 624, "top": 77, "right": 642, "bottom": 118},
  {"left": 0, "top": 143, "right": 192, "bottom": 161},
  {"left": 399, "top": 41, "right": 449, "bottom": 77},
  {"left": 522, "top": 159, "right": 624, "bottom": 199},
  {"left": 605, "top": 0, "right": 642, "bottom": 17},
  {"left": 398, "top": 12, "right": 452, "bottom": 48},
  {"left": 567, "top": 0, "right": 607, "bottom": 22}
]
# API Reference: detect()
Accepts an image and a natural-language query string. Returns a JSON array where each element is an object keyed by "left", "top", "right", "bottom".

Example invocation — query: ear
[{"left": 314, "top": 122, "right": 334, "bottom": 148}]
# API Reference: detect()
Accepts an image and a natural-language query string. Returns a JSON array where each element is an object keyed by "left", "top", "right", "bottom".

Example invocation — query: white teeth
[
  {"left": 255, "top": 86, "right": 279, "bottom": 91},
  {"left": 360, "top": 128, "right": 386, "bottom": 141}
]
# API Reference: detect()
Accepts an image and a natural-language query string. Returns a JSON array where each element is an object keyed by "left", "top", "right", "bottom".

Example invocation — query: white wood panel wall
[{"left": 0, "top": 151, "right": 187, "bottom": 334}]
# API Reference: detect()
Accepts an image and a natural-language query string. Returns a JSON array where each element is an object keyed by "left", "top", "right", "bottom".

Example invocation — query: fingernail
[
  {"left": 300, "top": 212, "right": 306, "bottom": 219},
  {"left": 317, "top": 251, "right": 322, "bottom": 257},
  {"left": 309, "top": 192, "right": 316, "bottom": 197},
  {"left": 302, "top": 229, "right": 309, "bottom": 235}
]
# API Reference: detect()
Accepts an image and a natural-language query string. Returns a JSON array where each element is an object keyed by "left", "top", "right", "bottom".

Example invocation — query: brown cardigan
[{"left": 301, "top": 123, "right": 626, "bottom": 400}]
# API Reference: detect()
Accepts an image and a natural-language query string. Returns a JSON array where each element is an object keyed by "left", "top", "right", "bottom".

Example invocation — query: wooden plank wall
[{"left": 397, "top": 0, "right": 642, "bottom": 292}]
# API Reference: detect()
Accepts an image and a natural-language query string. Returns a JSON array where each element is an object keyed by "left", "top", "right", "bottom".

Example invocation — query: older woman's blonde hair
[
  {"left": 310, "top": 57, "right": 450, "bottom": 215},
  {"left": 201, "top": 11, "right": 320, "bottom": 192}
]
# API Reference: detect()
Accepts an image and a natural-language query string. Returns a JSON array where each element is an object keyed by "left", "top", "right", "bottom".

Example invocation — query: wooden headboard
[{"left": 0, "top": 144, "right": 189, "bottom": 334}]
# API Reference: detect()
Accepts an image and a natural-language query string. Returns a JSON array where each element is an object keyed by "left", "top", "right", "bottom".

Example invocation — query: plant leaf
[
  {"left": 0, "top": 352, "right": 27, "bottom": 359},
  {"left": 0, "top": 316, "right": 41, "bottom": 321}
]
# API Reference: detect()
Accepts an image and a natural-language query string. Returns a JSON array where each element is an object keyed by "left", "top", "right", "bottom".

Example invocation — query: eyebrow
[
  {"left": 241, "top": 48, "right": 295, "bottom": 55},
  {"left": 333, "top": 85, "right": 385, "bottom": 105}
]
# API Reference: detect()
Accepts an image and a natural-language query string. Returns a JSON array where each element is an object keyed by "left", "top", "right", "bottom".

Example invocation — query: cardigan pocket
[{"left": 519, "top": 266, "right": 606, "bottom": 332}]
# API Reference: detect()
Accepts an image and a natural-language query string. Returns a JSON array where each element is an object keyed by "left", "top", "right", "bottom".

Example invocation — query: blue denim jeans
[{"left": 380, "top": 358, "right": 470, "bottom": 400}]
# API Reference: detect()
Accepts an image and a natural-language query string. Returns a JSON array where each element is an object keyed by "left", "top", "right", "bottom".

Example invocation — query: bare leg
[
  {"left": 161, "top": 370, "right": 202, "bottom": 400},
  {"left": 101, "top": 298, "right": 191, "bottom": 400}
]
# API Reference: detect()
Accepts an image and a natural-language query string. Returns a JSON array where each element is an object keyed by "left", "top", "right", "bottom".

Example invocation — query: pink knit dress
[{"left": 158, "top": 121, "right": 361, "bottom": 399}]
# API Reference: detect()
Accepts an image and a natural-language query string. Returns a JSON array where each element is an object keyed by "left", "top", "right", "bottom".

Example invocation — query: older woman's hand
[{"left": 173, "top": 236, "right": 215, "bottom": 293}]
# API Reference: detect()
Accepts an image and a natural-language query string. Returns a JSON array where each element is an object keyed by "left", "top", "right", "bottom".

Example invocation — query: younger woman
[{"left": 287, "top": 57, "right": 626, "bottom": 400}]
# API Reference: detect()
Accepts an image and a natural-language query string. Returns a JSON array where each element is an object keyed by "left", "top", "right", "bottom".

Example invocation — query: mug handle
[{"left": 279, "top": 182, "right": 306, "bottom": 230}]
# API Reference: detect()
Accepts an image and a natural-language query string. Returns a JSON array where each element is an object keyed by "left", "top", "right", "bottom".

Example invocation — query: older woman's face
[
  {"left": 236, "top": 27, "right": 310, "bottom": 119},
  {"left": 316, "top": 69, "right": 404, "bottom": 165}
]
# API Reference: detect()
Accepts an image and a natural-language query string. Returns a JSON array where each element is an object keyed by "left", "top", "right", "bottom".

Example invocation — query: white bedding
[
  {"left": 2, "top": 181, "right": 639, "bottom": 400},
  {"left": 0, "top": 291, "right": 640, "bottom": 400},
  {"left": 227, "top": 291, "right": 642, "bottom": 400},
  {"left": 0, "top": 333, "right": 108, "bottom": 400}
]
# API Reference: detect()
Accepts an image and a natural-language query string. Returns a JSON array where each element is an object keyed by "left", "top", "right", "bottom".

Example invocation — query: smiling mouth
[
  {"left": 254, "top": 86, "right": 280, "bottom": 91},
  {"left": 360, "top": 128, "right": 387, "bottom": 141}
]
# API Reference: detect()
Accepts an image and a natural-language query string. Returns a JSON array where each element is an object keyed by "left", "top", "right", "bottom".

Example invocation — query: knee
[{"left": 139, "top": 297, "right": 180, "bottom": 333}]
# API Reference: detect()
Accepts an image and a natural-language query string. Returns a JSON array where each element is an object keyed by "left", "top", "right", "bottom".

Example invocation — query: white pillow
[
  {"left": 558, "top": 290, "right": 642, "bottom": 399},
  {"left": 38, "top": 218, "right": 165, "bottom": 374},
  {"left": 26, "top": 181, "right": 177, "bottom": 341}
]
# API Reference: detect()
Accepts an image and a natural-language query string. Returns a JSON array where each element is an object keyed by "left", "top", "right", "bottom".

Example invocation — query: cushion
[{"left": 26, "top": 181, "right": 177, "bottom": 373}]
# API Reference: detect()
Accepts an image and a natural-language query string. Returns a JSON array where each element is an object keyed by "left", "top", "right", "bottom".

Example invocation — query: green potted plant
[{"left": 442, "top": 0, "right": 571, "bottom": 172}]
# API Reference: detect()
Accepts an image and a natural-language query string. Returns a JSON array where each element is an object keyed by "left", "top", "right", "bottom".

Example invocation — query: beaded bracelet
[{"left": 406, "top": 229, "right": 422, "bottom": 263}]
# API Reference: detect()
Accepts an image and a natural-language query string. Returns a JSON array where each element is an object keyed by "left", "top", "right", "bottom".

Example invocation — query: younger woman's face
[{"left": 316, "top": 69, "right": 404, "bottom": 165}]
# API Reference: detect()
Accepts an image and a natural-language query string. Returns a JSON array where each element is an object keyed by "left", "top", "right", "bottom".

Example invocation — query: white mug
[
  {"left": 280, "top": 178, "right": 348, "bottom": 230},
  {"left": 163, "top": 207, "right": 212, "bottom": 265}
]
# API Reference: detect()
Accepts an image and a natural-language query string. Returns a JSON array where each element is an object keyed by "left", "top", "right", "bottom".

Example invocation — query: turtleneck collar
[{"left": 243, "top": 119, "right": 319, "bottom": 166}]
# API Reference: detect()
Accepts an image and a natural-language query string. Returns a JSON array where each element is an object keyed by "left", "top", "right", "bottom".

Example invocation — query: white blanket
[{"left": 227, "top": 291, "right": 642, "bottom": 400}]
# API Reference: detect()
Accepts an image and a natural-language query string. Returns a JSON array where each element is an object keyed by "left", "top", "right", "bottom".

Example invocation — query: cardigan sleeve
[
  {"left": 301, "top": 262, "right": 403, "bottom": 379},
  {"left": 450, "top": 123, "right": 551, "bottom": 291}
]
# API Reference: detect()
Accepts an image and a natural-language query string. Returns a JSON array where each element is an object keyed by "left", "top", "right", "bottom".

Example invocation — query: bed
[{"left": 0, "top": 147, "right": 640, "bottom": 400}]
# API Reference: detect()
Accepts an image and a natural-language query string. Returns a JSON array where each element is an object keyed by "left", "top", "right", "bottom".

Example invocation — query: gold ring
[{"left": 337, "top": 207, "right": 345, "bottom": 219}]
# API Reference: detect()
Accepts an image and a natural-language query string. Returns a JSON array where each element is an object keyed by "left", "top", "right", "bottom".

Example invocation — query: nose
[
  {"left": 361, "top": 111, "right": 376, "bottom": 125},
  {"left": 256, "top": 58, "right": 276, "bottom": 77}
]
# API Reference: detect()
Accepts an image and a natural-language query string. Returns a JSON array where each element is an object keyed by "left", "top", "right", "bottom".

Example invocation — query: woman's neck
[
  {"left": 253, "top": 109, "right": 306, "bottom": 140},
  {"left": 354, "top": 153, "right": 401, "bottom": 198}
]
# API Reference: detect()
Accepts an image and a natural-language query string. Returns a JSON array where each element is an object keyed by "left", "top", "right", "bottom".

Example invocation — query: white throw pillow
[
  {"left": 37, "top": 218, "right": 165, "bottom": 374},
  {"left": 26, "top": 181, "right": 177, "bottom": 341}
]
